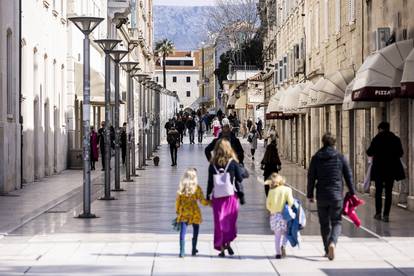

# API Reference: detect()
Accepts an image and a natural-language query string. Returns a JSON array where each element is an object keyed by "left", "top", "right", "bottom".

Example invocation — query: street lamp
[
  {"left": 95, "top": 38, "right": 121, "bottom": 201},
  {"left": 133, "top": 73, "right": 149, "bottom": 170},
  {"left": 68, "top": 16, "right": 104, "bottom": 218},
  {"left": 109, "top": 49, "right": 129, "bottom": 192},
  {"left": 119, "top": 61, "right": 139, "bottom": 182}
]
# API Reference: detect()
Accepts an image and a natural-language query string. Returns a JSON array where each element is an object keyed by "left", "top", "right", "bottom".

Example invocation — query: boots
[
  {"left": 179, "top": 240, "right": 185, "bottom": 258},
  {"left": 191, "top": 237, "right": 199, "bottom": 256}
]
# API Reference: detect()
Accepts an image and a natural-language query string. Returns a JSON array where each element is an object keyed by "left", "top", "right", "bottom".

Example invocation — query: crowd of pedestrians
[{"left": 167, "top": 109, "right": 403, "bottom": 260}]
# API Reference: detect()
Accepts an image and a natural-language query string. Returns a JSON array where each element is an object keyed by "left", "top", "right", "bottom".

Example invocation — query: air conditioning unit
[
  {"left": 375, "top": 27, "right": 391, "bottom": 51},
  {"left": 295, "top": 59, "right": 305, "bottom": 75}
]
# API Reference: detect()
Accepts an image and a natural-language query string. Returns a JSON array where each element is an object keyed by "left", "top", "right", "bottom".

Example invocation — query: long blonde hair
[
  {"left": 177, "top": 168, "right": 198, "bottom": 196},
  {"left": 265, "top": 173, "right": 286, "bottom": 189},
  {"left": 211, "top": 139, "right": 238, "bottom": 167}
]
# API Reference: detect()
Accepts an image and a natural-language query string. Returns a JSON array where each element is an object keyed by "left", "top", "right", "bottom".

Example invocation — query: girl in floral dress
[
  {"left": 266, "top": 173, "right": 294, "bottom": 259},
  {"left": 176, "top": 168, "right": 209, "bottom": 257}
]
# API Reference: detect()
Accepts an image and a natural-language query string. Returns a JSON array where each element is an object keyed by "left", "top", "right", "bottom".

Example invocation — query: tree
[
  {"left": 205, "top": 0, "right": 259, "bottom": 50},
  {"left": 155, "top": 39, "right": 175, "bottom": 89}
]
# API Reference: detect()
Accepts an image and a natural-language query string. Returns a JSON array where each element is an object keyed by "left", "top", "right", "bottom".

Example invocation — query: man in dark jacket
[
  {"left": 205, "top": 118, "right": 244, "bottom": 164},
  {"left": 307, "top": 133, "right": 355, "bottom": 261},
  {"left": 186, "top": 116, "right": 196, "bottom": 144},
  {"left": 367, "top": 122, "right": 405, "bottom": 222},
  {"left": 175, "top": 117, "right": 185, "bottom": 144},
  {"left": 120, "top": 123, "right": 127, "bottom": 165},
  {"left": 167, "top": 126, "right": 180, "bottom": 166}
]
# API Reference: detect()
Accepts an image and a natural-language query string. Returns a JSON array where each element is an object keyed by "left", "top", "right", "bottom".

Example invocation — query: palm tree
[{"left": 155, "top": 39, "right": 175, "bottom": 89}]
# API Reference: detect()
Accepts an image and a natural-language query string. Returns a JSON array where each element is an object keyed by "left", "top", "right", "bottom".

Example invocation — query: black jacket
[
  {"left": 175, "top": 121, "right": 185, "bottom": 132},
  {"left": 167, "top": 129, "right": 180, "bottom": 146},
  {"left": 205, "top": 132, "right": 244, "bottom": 164},
  {"left": 207, "top": 160, "right": 244, "bottom": 201},
  {"left": 307, "top": 146, "right": 355, "bottom": 201},
  {"left": 367, "top": 131, "right": 405, "bottom": 182},
  {"left": 186, "top": 119, "right": 196, "bottom": 130},
  {"left": 261, "top": 142, "right": 281, "bottom": 180}
]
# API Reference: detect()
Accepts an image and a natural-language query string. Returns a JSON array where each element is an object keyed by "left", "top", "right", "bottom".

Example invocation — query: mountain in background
[{"left": 153, "top": 5, "right": 212, "bottom": 50}]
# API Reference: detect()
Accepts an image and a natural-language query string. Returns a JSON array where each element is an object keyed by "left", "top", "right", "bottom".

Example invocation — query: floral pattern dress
[{"left": 176, "top": 185, "right": 209, "bottom": 225}]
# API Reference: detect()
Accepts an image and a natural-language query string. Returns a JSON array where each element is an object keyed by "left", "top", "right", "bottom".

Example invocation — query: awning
[
  {"left": 227, "top": 93, "right": 236, "bottom": 109},
  {"left": 343, "top": 80, "right": 381, "bottom": 110},
  {"left": 401, "top": 48, "right": 414, "bottom": 98},
  {"left": 266, "top": 88, "right": 291, "bottom": 119},
  {"left": 352, "top": 39, "right": 414, "bottom": 101},
  {"left": 75, "top": 62, "right": 115, "bottom": 103},
  {"left": 298, "top": 81, "right": 314, "bottom": 109},
  {"left": 307, "top": 69, "right": 354, "bottom": 107},
  {"left": 235, "top": 94, "right": 247, "bottom": 109},
  {"left": 306, "top": 78, "right": 326, "bottom": 107},
  {"left": 283, "top": 83, "right": 307, "bottom": 114}
]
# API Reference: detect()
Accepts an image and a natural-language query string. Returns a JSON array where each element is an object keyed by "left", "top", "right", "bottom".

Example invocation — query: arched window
[{"left": 6, "top": 29, "right": 13, "bottom": 116}]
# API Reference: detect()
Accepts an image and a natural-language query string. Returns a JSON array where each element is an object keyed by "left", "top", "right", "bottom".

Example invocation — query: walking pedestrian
[
  {"left": 176, "top": 168, "right": 209, "bottom": 257},
  {"left": 257, "top": 118, "right": 263, "bottom": 139},
  {"left": 266, "top": 173, "right": 294, "bottom": 259},
  {"left": 212, "top": 117, "right": 221, "bottom": 138},
  {"left": 307, "top": 133, "right": 355, "bottom": 261},
  {"left": 98, "top": 121, "right": 106, "bottom": 170},
  {"left": 90, "top": 126, "right": 99, "bottom": 170},
  {"left": 367, "top": 122, "right": 405, "bottom": 222},
  {"left": 167, "top": 126, "right": 180, "bottom": 166},
  {"left": 186, "top": 116, "right": 196, "bottom": 144},
  {"left": 196, "top": 115, "right": 206, "bottom": 144},
  {"left": 121, "top": 123, "right": 127, "bottom": 165},
  {"left": 207, "top": 139, "right": 245, "bottom": 257},
  {"left": 261, "top": 135, "right": 282, "bottom": 196},
  {"left": 246, "top": 118, "right": 253, "bottom": 132},
  {"left": 205, "top": 118, "right": 245, "bottom": 165},
  {"left": 247, "top": 124, "right": 258, "bottom": 160},
  {"left": 265, "top": 125, "right": 278, "bottom": 148},
  {"left": 175, "top": 117, "right": 185, "bottom": 144},
  {"left": 242, "top": 119, "right": 248, "bottom": 138}
]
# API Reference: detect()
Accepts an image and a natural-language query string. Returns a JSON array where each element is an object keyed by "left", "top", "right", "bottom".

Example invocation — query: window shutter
[
  {"left": 274, "top": 64, "right": 279, "bottom": 85},
  {"left": 335, "top": 0, "right": 341, "bottom": 33},
  {"left": 348, "top": 0, "right": 355, "bottom": 23}
]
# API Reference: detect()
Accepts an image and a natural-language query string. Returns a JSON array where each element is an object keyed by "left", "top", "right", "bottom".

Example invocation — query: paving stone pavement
[{"left": 1, "top": 135, "right": 414, "bottom": 275}]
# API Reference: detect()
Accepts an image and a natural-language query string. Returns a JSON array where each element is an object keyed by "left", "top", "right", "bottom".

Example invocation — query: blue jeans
[{"left": 179, "top": 223, "right": 199, "bottom": 241}]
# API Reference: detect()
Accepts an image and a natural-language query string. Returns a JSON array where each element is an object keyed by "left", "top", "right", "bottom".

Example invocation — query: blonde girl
[
  {"left": 176, "top": 168, "right": 209, "bottom": 258},
  {"left": 265, "top": 173, "right": 294, "bottom": 259}
]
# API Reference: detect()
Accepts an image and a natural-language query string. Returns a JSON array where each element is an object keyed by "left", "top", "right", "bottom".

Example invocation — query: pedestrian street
[{"left": 0, "top": 138, "right": 413, "bottom": 275}]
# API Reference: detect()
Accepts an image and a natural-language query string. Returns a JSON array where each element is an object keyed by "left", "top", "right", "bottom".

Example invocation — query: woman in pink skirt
[{"left": 206, "top": 139, "right": 245, "bottom": 257}]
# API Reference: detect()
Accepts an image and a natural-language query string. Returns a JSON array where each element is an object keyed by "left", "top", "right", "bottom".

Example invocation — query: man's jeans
[
  {"left": 169, "top": 145, "right": 177, "bottom": 165},
  {"left": 189, "top": 129, "right": 195, "bottom": 143},
  {"left": 317, "top": 200, "right": 343, "bottom": 253}
]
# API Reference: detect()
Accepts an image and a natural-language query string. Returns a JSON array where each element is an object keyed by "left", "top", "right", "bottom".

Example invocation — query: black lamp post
[
  {"left": 119, "top": 61, "right": 139, "bottom": 182},
  {"left": 95, "top": 39, "right": 121, "bottom": 201},
  {"left": 109, "top": 49, "right": 129, "bottom": 192},
  {"left": 133, "top": 73, "right": 149, "bottom": 170},
  {"left": 68, "top": 16, "right": 104, "bottom": 218}
]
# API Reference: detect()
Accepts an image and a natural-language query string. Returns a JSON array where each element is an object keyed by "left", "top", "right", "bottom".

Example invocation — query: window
[
  {"left": 6, "top": 30, "right": 13, "bottom": 116},
  {"left": 324, "top": 0, "right": 329, "bottom": 40},
  {"left": 348, "top": 0, "right": 355, "bottom": 24},
  {"left": 186, "top": 76, "right": 191, "bottom": 83},
  {"left": 314, "top": 4, "right": 320, "bottom": 48},
  {"left": 279, "top": 60, "right": 283, "bottom": 83},
  {"left": 274, "top": 64, "right": 279, "bottom": 85},
  {"left": 155, "top": 76, "right": 159, "bottom": 82},
  {"left": 186, "top": 91, "right": 191, "bottom": 97},
  {"left": 335, "top": 0, "right": 341, "bottom": 33},
  {"left": 172, "top": 76, "right": 177, "bottom": 82},
  {"left": 283, "top": 56, "right": 288, "bottom": 80},
  {"left": 60, "top": 0, "right": 64, "bottom": 15}
]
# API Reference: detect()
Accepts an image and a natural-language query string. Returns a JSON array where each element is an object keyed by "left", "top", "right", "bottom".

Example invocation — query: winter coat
[
  {"left": 307, "top": 146, "right": 355, "bottom": 201},
  {"left": 167, "top": 129, "right": 180, "bottom": 147},
  {"left": 248, "top": 131, "right": 258, "bottom": 149},
  {"left": 186, "top": 119, "right": 196, "bottom": 130},
  {"left": 261, "top": 142, "right": 281, "bottom": 179},
  {"left": 366, "top": 131, "right": 405, "bottom": 182},
  {"left": 175, "top": 121, "right": 185, "bottom": 133},
  {"left": 90, "top": 131, "right": 99, "bottom": 161},
  {"left": 205, "top": 131, "right": 245, "bottom": 164}
]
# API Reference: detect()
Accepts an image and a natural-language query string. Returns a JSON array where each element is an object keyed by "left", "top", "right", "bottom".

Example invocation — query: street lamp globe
[{"left": 68, "top": 16, "right": 104, "bottom": 35}]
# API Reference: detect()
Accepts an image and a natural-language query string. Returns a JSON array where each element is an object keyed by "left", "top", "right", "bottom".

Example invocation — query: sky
[{"left": 154, "top": 0, "right": 216, "bottom": 6}]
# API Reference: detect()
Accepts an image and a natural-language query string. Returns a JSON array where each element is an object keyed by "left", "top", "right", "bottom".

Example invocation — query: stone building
[
  {"left": 260, "top": 0, "right": 414, "bottom": 211},
  {"left": 200, "top": 44, "right": 217, "bottom": 110},
  {"left": 0, "top": 0, "right": 21, "bottom": 193}
]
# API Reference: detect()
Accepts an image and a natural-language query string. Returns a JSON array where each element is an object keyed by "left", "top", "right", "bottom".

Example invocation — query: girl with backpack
[
  {"left": 265, "top": 173, "right": 294, "bottom": 259},
  {"left": 176, "top": 168, "right": 209, "bottom": 258},
  {"left": 207, "top": 139, "right": 245, "bottom": 257}
]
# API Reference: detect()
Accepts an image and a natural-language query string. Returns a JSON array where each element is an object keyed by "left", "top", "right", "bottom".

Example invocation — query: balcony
[{"left": 108, "top": 0, "right": 131, "bottom": 21}]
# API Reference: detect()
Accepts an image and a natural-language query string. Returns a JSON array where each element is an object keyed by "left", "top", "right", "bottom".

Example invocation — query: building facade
[
  {"left": 0, "top": 0, "right": 21, "bottom": 192},
  {"left": 260, "top": 0, "right": 414, "bottom": 211},
  {"left": 155, "top": 51, "right": 200, "bottom": 112},
  {"left": 200, "top": 44, "right": 216, "bottom": 110}
]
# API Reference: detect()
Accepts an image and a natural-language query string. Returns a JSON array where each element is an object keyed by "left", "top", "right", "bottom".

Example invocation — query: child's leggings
[
  {"left": 180, "top": 223, "right": 199, "bottom": 240},
  {"left": 274, "top": 230, "right": 287, "bottom": 255}
]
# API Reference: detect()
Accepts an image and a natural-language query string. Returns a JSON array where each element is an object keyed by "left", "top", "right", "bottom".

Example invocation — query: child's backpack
[{"left": 213, "top": 159, "right": 236, "bottom": 198}]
